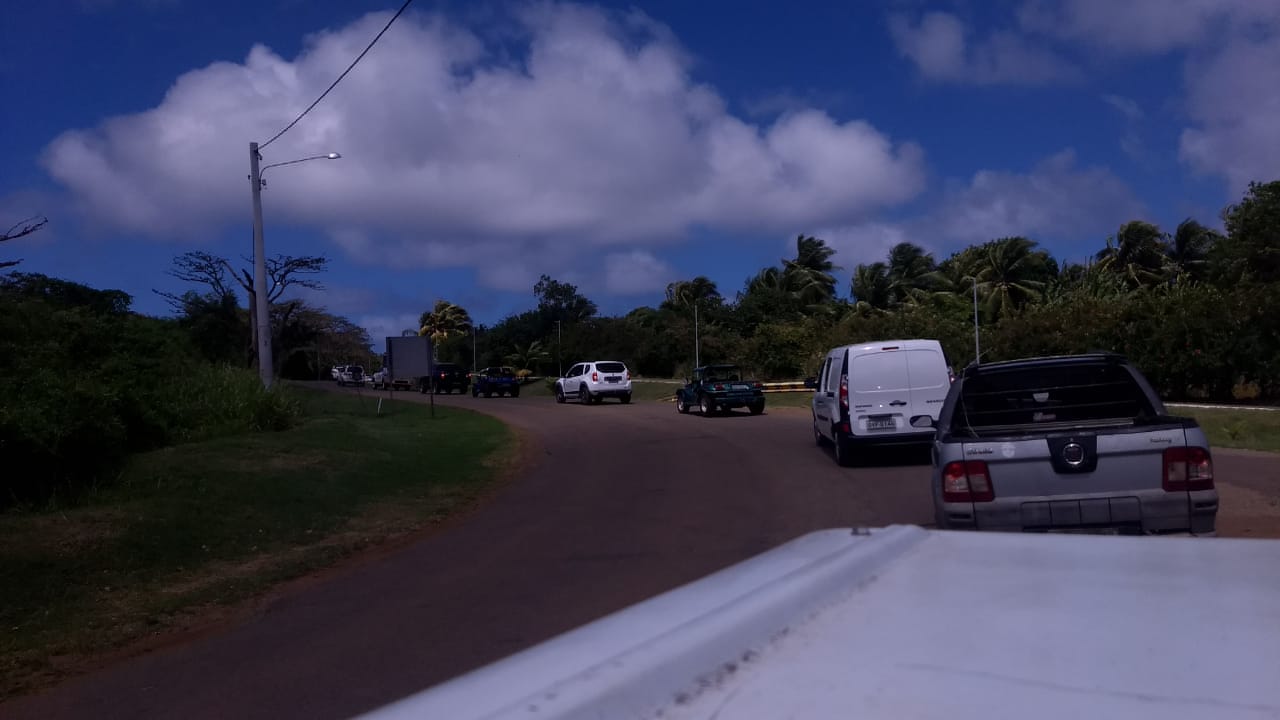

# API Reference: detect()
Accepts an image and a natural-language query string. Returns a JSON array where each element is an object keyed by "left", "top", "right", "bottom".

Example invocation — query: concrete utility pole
[
  {"left": 247, "top": 144, "right": 341, "bottom": 388},
  {"left": 249, "top": 142, "right": 272, "bottom": 388},
  {"left": 694, "top": 301, "right": 700, "bottom": 368},
  {"left": 556, "top": 320, "right": 563, "bottom": 376}
]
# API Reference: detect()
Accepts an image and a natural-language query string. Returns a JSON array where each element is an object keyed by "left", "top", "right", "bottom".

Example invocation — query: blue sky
[{"left": 3, "top": 0, "right": 1278, "bottom": 339}]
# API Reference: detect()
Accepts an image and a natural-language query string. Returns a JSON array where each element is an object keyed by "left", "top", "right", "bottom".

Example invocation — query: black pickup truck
[
  {"left": 472, "top": 366, "right": 522, "bottom": 398},
  {"left": 420, "top": 362, "right": 470, "bottom": 394}
]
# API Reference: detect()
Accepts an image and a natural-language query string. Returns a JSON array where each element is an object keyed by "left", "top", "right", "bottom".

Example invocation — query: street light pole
[
  {"left": 556, "top": 320, "right": 563, "bottom": 376},
  {"left": 472, "top": 325, "right": 477, "bottom": 374},
  {"left": 249, "top": 142, "right": 272, "bottom": 388},
  {"left": 248, "top": 144, "right": 341, "bottom": 389}
]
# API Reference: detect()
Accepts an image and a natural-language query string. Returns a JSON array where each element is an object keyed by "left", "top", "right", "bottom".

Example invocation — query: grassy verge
[
  {"left": 0, "top": 388, "right": 512, "bottom": 699},
  {"left": 1177, "top": 407, "right": 1280, "bottom": 453}
]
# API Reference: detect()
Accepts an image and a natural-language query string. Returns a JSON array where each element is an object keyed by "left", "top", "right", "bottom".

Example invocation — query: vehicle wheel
[
  {"left": 833, "top": 429, "right": 854, "bottom": 467},
  {"left": 676, "top": 396, "right": 688, "bottom": 414},
  {"left": 555, "top": 386, "right": 566, "bottom": 404},
  {"left": 511, "top": 388, "right": 520, "bottom": 398},
  {"left": 484, "top": 391, "right": 492, "bottom": 398},
  {"left": 620, "top": 394, "right": 631, "bottom": 404},
  {"left": 579, "top": 385, "right": 590, "bottom": 404},
  {"left": 813, "top": 419, "right": 829, "bottom": 447},
  {"left": 699, "top": 395, "right": 714, "bottom": 416},
  {"left": 748, "top": 402, "right": 764, "bottom": 415},
  {"left": 472, "top": 388, "right": 479, "bottom": 397}
]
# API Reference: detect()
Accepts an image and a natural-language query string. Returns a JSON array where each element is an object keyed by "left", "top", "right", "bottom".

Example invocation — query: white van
[{"left": 811, "top": 339, "right": 952, "bottom": 466}]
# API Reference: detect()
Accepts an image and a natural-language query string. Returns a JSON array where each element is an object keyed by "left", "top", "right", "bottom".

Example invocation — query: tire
[
  {"left": 472, "top": 388, "right": 479, "bottom": 397},
  {"left": 511, "top": 388, "right": 520, "bottom": 398},
  {"left": 833, "top": 429, "right": 854, "bottom": 467},
  {"left": 813, "top": 419, "right": 829, "bottom": 447},
  {"left": 699, "top": 395, "right": 714, "bottom": 416},
  {"left": 620, "top": 394, "right": 631, "bottom": 404},
  {"left": 556, "top": 386, "right": 566, "bottom": 404},
  {"left": 748, "top": 402, "right": 764, "bottom": 415},
  {"left": 484, "top": 391, "right": 492, "bottom": 398},
  {"left": 676, "top": 396, "right": 688, "bottom": 414},
  {"left": 579, "top": 385, "right": 590, "bottom": 404}
]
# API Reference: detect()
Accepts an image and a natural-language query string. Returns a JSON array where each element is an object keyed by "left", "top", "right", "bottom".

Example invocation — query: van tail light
[
  {"left": 591, "top": 371, "right": 599, "bottom": 382},
  {"left": 838, "top": 374, "right": 849, "bottom": 409},
  {"left": 942, "top": 461, "right": 994, "bottom": 503},
  {"left": 1163, "top": 447, "right": 1214, "bottom": 491}
]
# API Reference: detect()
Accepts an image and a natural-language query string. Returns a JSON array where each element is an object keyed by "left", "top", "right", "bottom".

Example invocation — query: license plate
[
  {"left": 732, "top": 384, "right": 749, "bottom": 390},
  {"left": 606, "top": 376, "right": 621, "bottom": 383},
  {"left": 867, "top": 417, "right": 895, "bottom": 431}
]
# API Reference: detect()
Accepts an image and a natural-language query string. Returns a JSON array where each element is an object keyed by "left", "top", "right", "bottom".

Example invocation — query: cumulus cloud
[
  {"left": 603, "top": 249, "right": 675, "bottom": 294},
  {"left": 1017, "top": 0, "right": 1280, "bottom": 54},
  {"left": 1179, "top": 37, "right": 1280, "bottom": 195},
  {"left": 42, "top": 3, "right": 926, "bottom": 290},
  {"left": 822, "top": 150, "right": 1145, "bottom": 268},
  {"left": 887, "top": 10, "right": 1078, "bottom": 85}
]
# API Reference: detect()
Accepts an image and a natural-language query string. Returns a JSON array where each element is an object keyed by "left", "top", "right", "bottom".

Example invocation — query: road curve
[{"left": 3, "top": 386, "right": 1274, "bottom": 719}]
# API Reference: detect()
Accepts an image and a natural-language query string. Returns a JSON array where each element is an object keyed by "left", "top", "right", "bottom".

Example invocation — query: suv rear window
[
  {"left": 596, "top": 362, "right": 626, "bottom": 373},
  {"left": 953, "top": 362, "right": 1155, "bottom": 433}
]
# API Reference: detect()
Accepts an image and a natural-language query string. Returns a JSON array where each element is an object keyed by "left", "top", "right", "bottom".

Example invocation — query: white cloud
[
  {"left": 1179, "top": 36, "right": 1280, "bottom": 195},
  {"left": 1017, "top": 0, "right": 1280, "bottom": 54},
  {"left": 603, "top": 249, "right": 674, "bottom": 294},
  {"left": 1101, "top": 94, "right": 1142, "bottom": 122},
  {"left": 41, "top": 3, "right": 926, "bottom": 291},
  {"left": 825, "top": 150, "right": 1146, "bottom": 267},
  {"left": 888, "top": 11, "right": 1078, "bottom": 85}
]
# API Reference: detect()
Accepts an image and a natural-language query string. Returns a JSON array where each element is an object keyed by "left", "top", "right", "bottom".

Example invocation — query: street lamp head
[{"left": 326, "top": 152, "right": 342, "bottom": 159}]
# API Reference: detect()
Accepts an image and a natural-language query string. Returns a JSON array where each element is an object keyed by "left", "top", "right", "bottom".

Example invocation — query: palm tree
[
  {"left": 1167, "top": 218, "right": 1220, "bottom": 283},
  {"left": 781, "top": 234, "right": 840, "bottom": 303},
  {"left": 505, "top": 340, "right": 551, "bottom": 374},
  {"left": 885, "top": 242, "right": 944, "bottom": 306},
  {"left": 972, "top": 237, "right": 1053, "bottom": 320},
  {"left": 850, "top": 262, "right": 892, "bottom": 311},
  {"left": 418, "top": 300, "right": 473, "bottom": 343},
  {"left": 663, "top": 276, "right": 721, "bottom": 309},
  {"left": 1095, "top": 221, "right": 1171, "bottom": 288}
]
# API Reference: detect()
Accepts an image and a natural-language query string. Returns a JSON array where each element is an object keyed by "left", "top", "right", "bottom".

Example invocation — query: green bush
[{"left": 0, "top": 284, "right": 300, "bottom": 507}]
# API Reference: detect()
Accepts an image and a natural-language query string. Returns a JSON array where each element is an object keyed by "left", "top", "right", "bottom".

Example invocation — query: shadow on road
[{"left": 820, "top": 443, "right": 932, "bottom": 469}]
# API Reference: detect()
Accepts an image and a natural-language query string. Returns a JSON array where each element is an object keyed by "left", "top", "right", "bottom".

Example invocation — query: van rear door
[
  {"left": 849, "top": 347, "right": 910, "bottom": 435},
  {"left": 905, "top": 347, "right": 949, "bottom": 428}
]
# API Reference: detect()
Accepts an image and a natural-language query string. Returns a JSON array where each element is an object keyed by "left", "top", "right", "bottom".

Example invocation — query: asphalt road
[{"left": 4, "top": 387, "right": 1277, "bottom": 720}]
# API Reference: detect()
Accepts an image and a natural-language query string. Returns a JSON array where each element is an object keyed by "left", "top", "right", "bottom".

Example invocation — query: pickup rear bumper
[
  {"left": 706, "top": 392, "right": 764, "bottom": 408},
  {"left": 940, "top": 490, "right": 1219, "bottom": 535}
]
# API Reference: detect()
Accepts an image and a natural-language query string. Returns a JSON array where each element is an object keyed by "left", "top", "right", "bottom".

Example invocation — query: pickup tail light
[
  {"left": 754, "top": 381, "right": 763, "bottom": 388},
  {"left": 591, "top": 371, "right": 599, "bottom": 382},
  {"left": 942, "top": 460, "right": 994, "bottom": 503},
  {"left": 714, "top": 383, "right": 724, "bottom": 391},
  {"left": 1163, "top": 447, "right": 1214, "bottom": 491},
  {"left": 838, "top": 374, "right": 849, "bottom": 409}
]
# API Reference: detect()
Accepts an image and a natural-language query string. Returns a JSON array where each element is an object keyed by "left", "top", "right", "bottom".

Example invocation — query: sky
[{"left": 3, "top": 0, "right": 1279, "bottom": 341}]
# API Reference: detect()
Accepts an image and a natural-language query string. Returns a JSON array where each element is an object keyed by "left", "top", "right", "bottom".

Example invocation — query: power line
[{"left": 259, "top": 0, "right": 415, "bottom": 150}]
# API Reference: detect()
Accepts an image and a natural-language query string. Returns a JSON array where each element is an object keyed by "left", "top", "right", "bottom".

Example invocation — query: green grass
[
  {"left": 0, "top": 389, "right": 511, "bottom": 699},
  {"left": 1178, "top": 407, "right": 1280, "bottom": 453}
]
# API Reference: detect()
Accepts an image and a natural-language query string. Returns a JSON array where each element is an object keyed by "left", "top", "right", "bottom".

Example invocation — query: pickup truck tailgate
[{"left": 963, "top": 424, "right": 1194, "bottom": 530}]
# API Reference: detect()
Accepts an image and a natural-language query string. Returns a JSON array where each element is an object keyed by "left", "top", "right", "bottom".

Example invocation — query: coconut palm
[
  {"left": 663, "top": 276, "right": 721, "bottom": 309},
  {"left": 1095, "top": 221, "right": 1171, "bottom": 288},
  {"left": 970, "top": 237, "right": 1054, "bottom": 320},
  {"left": 418, "top": 300, "right": 473, "bottom": 342},
  {"left": 850, "top": 262, "right": 892, "bottom": 311},
  {"left": 505, "top": 340, "right": 551, "bottom": 374},
  {"left": 1167, "top": 218, "right": 1220, "bottom": 283},
  {"left": 781, "top": 235, "right": 840, "bottom": 303}
]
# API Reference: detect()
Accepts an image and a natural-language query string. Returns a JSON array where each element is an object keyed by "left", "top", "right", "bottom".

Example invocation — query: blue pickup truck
[
  {"left": 675, "top": 363, "right": 765, "bottom": 416},
  {"left": 472, "top": 366, "right": 522, "bottom": 398}
]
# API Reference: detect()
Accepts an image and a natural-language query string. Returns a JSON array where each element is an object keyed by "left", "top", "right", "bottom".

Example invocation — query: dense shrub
[{"left": 0, "top": 281, "right": 299, "bottom": 507}]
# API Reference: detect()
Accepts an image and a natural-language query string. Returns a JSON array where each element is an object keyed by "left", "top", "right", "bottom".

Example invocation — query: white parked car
[
  {"left": 555, "top": 361, "right": 632, "bottom": 404},
  {"left": 337, "top": 365, "right": 366, "bottom": 386}
]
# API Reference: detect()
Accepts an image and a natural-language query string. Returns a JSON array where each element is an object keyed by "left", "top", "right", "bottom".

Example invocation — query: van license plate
[{"left": 867, "top": 417, "right": 895, "bottom": 431}]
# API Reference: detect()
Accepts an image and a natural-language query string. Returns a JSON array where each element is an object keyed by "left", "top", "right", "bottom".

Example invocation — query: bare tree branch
[
  {"left": 2, "top": 215, "right": 49, "bottom": 269},
  {"left": 267, "top": 254, "right": 328, "bottom": 303},
  {"left": 164, "top": 251, "right": 237, "bottom": 299}
]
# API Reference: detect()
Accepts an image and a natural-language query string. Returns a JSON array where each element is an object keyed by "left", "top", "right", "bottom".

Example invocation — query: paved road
[{"left": 4, "top": 388, "right": 1276, "bottom": 719}]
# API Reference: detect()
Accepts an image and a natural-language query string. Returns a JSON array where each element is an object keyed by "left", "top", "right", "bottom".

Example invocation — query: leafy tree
[
  {"left": 662, "top": 276, "right": 721, "bottom": 310},
  {"left": 781, "top": 234, "right": 840, "bottom": 304},
  {"left": 1167, "top": 218, "right": 1221, "bottom": 283},
  {"left": 885, "top": 242, "right": 944, "bottom": 306},
  {"left": 970, "top": 237, "right": 1055, "bottom": 320},
  {"left": 1215, "top": 180, "right": 1280, "bottom": 285},
  {"left": 505, "top": 340, "right": 552, "bottom": 373},
  {"left": 850, "top": 262, "right": 892, "bottom": 311},
  {"left": 534, "top": 274, "right": 597, "bottom": 322}
]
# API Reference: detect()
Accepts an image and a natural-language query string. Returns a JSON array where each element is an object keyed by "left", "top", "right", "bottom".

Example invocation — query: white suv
[{"left": 556, "top": 361, "right": 632, "bottom": 404}]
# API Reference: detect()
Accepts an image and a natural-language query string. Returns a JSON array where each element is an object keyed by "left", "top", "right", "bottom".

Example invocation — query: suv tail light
[
  {"left": 838, "top": 374, "right": 849, "bottom": 409},
  {"left": 1163, "top": 447, "right": 1214, "bottom": 491},
  {"left": 625, "top": 371, "right": 630, "bottom": 381},
  {"left": 942, "top": 461, "right": 994, "bottom": 503},
  {"left": 591, "top": 371, "right": 599, "bottom": 382}
]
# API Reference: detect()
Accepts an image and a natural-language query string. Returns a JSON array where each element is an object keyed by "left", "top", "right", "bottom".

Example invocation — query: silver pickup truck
[{"left": 931, "top": 352, "right": 1218, "bottom": 535}]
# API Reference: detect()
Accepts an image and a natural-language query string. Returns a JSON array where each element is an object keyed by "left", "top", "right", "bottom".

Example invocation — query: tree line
[{"left": 434, "top": 180, "right": 1280, "bottom": 403}]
